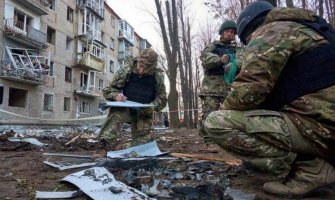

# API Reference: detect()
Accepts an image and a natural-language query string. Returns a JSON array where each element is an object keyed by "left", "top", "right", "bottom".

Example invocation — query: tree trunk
[
  {"left": 286, "top": 0, "right": 294, "bottom": 7},
  {"left": 302, "top": 0, "right": 306, "bottom": 9},
  {"left": 319, "top": 0, "right": 324, "bottom": 17},
  {"left": 194, "top": 59, "right": 200, "bottom": 128},
  {"left": 178, "top": 1, "right": 188, "bottom": 128},
  {"left": 264, "top": 0, "right": 277, "bottom": 7},
  {"left": 154, "top": 0, "right": 180, "bottom": 128},
  {"left": 186, "top": 18, "right": 194, "bottom": 128}
]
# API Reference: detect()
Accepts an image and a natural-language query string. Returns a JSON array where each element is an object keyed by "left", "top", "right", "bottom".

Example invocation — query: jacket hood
[
  {"left": 264, "top": 7, "right": 316, "bottom": 25},
  {"left": 130, "top": 57, "right": 164, "bottom": 75}
]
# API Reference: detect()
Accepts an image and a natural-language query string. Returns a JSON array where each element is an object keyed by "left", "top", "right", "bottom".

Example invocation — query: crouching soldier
[{"left": 203, "top": 1, "right": 335, "bottom": 197}]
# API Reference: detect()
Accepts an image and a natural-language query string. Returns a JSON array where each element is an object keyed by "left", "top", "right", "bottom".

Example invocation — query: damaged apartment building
[{"left": 0, "top": 0, "right": 152, "bottom": 121}]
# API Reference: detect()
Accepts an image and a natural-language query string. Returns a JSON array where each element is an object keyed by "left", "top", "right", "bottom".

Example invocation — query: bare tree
[
  {"left": 325, "top": 0, "right": 335, "bottom": 25},
  {"left": 155, "top": 0, "right": 180, "bottom": 128}
]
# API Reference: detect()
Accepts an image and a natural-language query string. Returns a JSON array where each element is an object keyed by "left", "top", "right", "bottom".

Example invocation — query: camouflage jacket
[
  {"left": 103, "top": 57, "right": 167, "bottom": 111},
  {"left": 222, "top": 8, "right": 335, "bottom": 148},
  {"left": 199, "top": 40, "right": 237, "bottom": 97}
]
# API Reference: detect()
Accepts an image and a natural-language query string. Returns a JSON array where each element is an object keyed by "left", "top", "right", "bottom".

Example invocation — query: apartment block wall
[
  {"left": 0, "top": 0, "right": 4, "bottom": 74},
  {"left": 40, "top": 0, "right": 77, "bottom": 119},
  {"left": 0, "top": 0, "right": 151, "bottom": 121}
]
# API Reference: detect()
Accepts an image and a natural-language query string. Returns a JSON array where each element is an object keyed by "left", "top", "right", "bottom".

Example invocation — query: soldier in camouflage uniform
[
  {"left": 96, "top": 48, "right": 167, "bottom": 155},
  {"left": 199, "top": 20, "right": 237, "bottom": 143},
  {"left": 203, "top": 1, "right": 335, "bottom": 197}
]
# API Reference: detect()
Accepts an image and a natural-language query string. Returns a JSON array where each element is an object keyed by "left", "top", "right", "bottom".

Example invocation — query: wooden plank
[{"left": 170, "top": 152, "right": 242, "bottom": 166}]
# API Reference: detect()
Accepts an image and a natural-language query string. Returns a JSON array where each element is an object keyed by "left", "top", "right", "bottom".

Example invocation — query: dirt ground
[{"left": 0, "top": 128, "right": 334, "bottom": 200}]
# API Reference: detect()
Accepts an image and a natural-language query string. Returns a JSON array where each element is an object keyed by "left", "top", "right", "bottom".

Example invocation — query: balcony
[
  {"left": 140, "top": 39, "right": 151, "bottom": 50},
  {"left": 78, "top": 23, "right": 102, "bottom": 42},
  {"left": 0, "top": 60, "right": 46, "bottom": 85},
  {"left": 77, "top": 43, "right": 104, "bottom": 71},
  {"left": 77, "top": 0, "right": 104, "bottom": 19},
  {"left": 75, "top": 85, "right": 100, "bottom": 97},
  {"left": 13, "top": 0, "right": 49, "bottom": 15},
  {"left": 77, "top": 51, "right": 104, "bottom": 72},
  {"left": 118, "top": 51, "right": 133, "bottom": 61},
  {"left": 118, "top": 20, "right": 134, "bottom": 45},
  {"left": 4, "top": 18, "right": 47, "bottom": 49}
]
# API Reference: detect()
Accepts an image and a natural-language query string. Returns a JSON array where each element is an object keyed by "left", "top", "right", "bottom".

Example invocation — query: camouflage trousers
[
  {"left": 199, "top": 96, "right": 224, "bottom": 144},
  {"left": 204, "top": 110, "right": 322, "bottom": 175},
  {"left": 99, "top": 107, "right": 153, "bottom": 147}
]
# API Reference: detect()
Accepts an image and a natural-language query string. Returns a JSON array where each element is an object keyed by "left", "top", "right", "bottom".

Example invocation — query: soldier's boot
[
  {"left": 199, "top": 125, "right": 215, "bottom": 145},
  {"left": 92, "top": 138, "right": 123, "bottom": 160},
  {"left": 263, "top": 158, "right": 335, "bottom": 196},
  {"left": 246, "top": 152, "right": 297, "bottom": 177},
  {"left": 131, "top": 132, "right": 152, "bottom": 147},
  {"left": 92, "top": 139, "right": 109, "bottom": 160}
]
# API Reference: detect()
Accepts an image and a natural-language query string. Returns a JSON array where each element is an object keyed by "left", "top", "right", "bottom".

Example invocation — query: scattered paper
[{"left": 99, "top": 100, "right": 154, "bottom": 111}]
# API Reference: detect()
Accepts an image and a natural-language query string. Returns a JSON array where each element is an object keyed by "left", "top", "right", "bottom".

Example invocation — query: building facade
[{"left": 0, "top": 0, "right": 151, "bottom": 120}]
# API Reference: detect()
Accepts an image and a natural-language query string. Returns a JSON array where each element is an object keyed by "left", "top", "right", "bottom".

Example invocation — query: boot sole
[{"left": 266, "top": 181, "right": 335, "bottom": 198}]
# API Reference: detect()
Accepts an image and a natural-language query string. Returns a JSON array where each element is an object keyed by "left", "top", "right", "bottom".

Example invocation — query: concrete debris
[
  {"left": 0, "top": 126, "right": 100, "bottom": 139},
  {"left": 224, "top": 188, "right": 256, "bottom": 200}
]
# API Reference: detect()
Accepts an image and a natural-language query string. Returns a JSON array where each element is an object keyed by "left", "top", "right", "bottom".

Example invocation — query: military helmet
[
  {"left": 219, "top": 20, "right": 237, "bottom": 34},
  {"left": 237, "top": 1, "right": 273, "bottom": 44},
  {"left": 139, "top": 48, "right": 158, "bottom": 68}
]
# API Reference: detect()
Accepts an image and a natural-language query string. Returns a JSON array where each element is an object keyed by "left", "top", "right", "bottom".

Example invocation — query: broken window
[
  {"left": 89, "top": 71, "right": 95, "bottom": 89},
  {"left": 98, "top": 79, "right": 103, "bottom": 91},
  {"left": 80, "top": 101, "right": 90, "bottom": 113},
  {"left": 111, "top": 15, "right": 115, "bottom": 27},
  {"left": 9, "top": 87, "right": 27, "bottom": 108},
  {"left": 80, "top": 72, "right": 88, "bottom": 91},
  {"left": 64, "top": 97, "right": 71, "bottom": 112},
  {"left": 47, "top": 0, "right": 55, "bottom": 10},
  {"left": 67, "top": 6, "right": 73, "bottom": 22},
  {"left": 110, "top": 37, "right": 114, "bottom": 50},
  {"left": 66, "top": 37, "right": 72, "bottom": 51},
  {"left": 43, "top": 94, "right": 53, "bottom": 111},
  {"left": 13, "top": 11, "right": 24, "bottom": 30},
  {"left": 65, "top": 67, "right": 72, "bottom": 82},
  {"left": 48, "top": 61, "right": 54, "bottom": 76},
  {"left": 109, "top": 60, "right": 114, "bottom": 73},
  {"left": 0, "top": 85, "right": 3, "bottom": 105},
  {"left": 47, "top": 26, "right": 56, "bottom": 44}
]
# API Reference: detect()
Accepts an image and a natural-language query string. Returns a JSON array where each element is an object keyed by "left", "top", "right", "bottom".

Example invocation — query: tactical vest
[
  {"left": 123, "top": 72, "right": 156, "bottom": 104},
  {"left": 206, "top": 44, "right": 236, "bottom": 75},
  {"left": 260, "top": 17, "right": 335, "bottom": 110}
]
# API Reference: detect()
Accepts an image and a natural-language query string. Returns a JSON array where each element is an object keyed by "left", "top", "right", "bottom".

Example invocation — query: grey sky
[{"left": 106, "top": 0, "right": 211, "bottom": 51}]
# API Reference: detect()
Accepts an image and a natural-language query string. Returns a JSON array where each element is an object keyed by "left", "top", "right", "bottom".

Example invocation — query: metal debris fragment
[
  {"left": 61, "top": 167, "right": 153, "bottom": 200},
  {"left": 8, "top": 137, "right": 46, "bottom": 147},
  {"left": 35, "top": 191, "right": 77, "bottom": 199},
  {"left": 107, "top": 140, "right": 166, "bottom": 158}
]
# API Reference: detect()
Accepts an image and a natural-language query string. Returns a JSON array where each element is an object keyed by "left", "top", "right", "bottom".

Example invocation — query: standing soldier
[
  {"left": 203, "top": 1, "right": 335, "bottom": 197},
  {"left": 95, "top": 48, "right": 167, "bottom": 157},
  {"left": 199, "top": 20, "right": 237, "bottom": 144}
]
